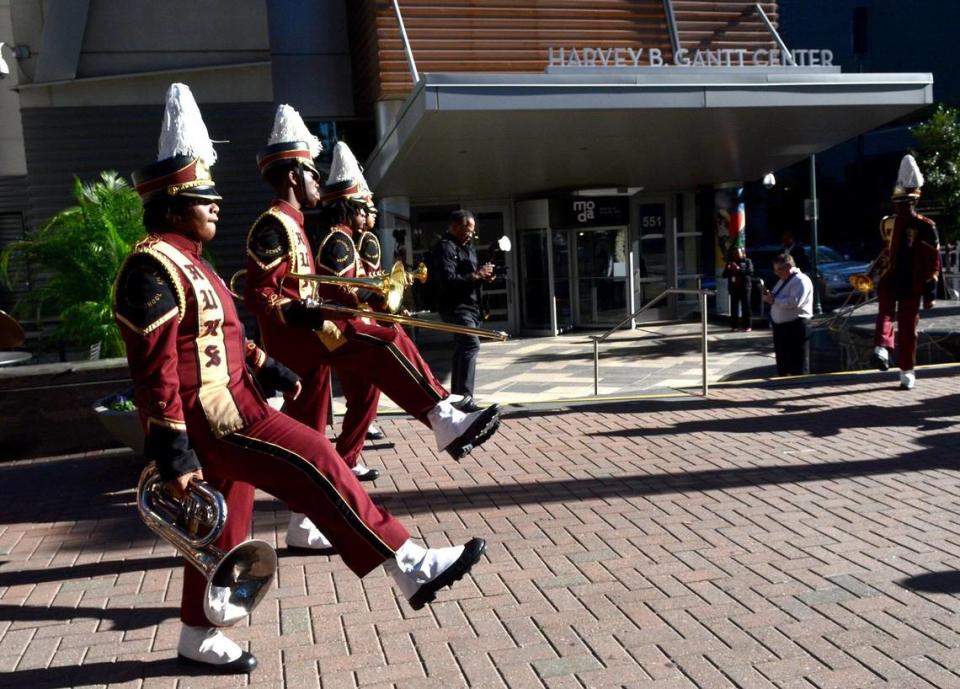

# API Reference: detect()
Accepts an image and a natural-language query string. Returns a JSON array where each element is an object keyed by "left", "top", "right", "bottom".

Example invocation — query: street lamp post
[{"left": 808, "top": 154, "right": 822, "bottom": 315}]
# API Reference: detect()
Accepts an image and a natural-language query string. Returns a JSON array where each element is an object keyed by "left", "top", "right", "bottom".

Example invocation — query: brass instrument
[
  {"left": 309, "top": 301, "right": 509, "bottom": 341},
  {"left": 136, "top": 463, "right": 277, "bottom": 626},
  {"left": 848, "top": 252, "right": 888, "bottom": 294},
  {"left": 288, "top": 261, "right": 427, "bottom": 314},
  {"left": 227, "top": 263, "right": 507, "bottom": 340}
]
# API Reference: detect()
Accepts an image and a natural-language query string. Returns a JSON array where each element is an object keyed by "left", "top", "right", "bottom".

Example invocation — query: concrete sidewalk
[
  {"left": 3, "top": 362, "right": 960, "bottom": 687},
  {"left": 347, "top": 324, "right": 776, "bottom": 415}
]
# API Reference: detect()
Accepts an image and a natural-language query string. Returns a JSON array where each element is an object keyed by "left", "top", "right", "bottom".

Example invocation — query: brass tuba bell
[
  {"left": 848, "top": 252, "right": 888, "bottom": 294},
  {"left": 136, "top": 463, "right": 277, "bottom": 626},
  {"left": 848, "top": 272, "right": 874, "bottom": 293}
]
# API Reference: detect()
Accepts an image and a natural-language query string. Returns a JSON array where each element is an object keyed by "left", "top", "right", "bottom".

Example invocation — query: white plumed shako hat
[{"left": 132, "top": 83, "right": 221, "bottom": 202}]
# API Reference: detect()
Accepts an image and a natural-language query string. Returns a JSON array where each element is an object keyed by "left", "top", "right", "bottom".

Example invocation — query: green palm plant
[{"left": 0, "top": 171, "right": 145, "bottom": 358}]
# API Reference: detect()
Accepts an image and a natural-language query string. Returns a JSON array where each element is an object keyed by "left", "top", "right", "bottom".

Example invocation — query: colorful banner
[
  {"left": 714, "top": 185, "right": 745, "bottom": 275},
  {"left": 714, "top": 185, "right": 745, "bottom": 316}
]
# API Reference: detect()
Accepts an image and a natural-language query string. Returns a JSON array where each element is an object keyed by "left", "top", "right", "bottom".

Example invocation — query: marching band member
[
  {"left": 243, "top": 107, "right": 501, "bottom": 553},
  {"left": 870, "top": 154, "right": 941, "bottom": 389},
  {"left": 116, "top": 85, "right": 487, "bottom": 673}
]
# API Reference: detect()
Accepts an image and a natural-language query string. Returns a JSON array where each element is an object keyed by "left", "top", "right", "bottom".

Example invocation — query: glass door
[
  {"left": 632, "top": 200, "right": 671, "bottom": 322},
  {"left": 553, "top": 230, "right": 573, "bottom": 332},
  {"left": 518, "top": 229, "right": 553, "bottom": 333},
  {"left": 517, "top": 227, "right": 573, "bottom": 335},
  {"left": 573, "top": 227, "right": 628, "bottom": 327}
]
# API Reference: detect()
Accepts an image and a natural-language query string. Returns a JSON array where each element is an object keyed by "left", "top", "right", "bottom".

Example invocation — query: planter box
[
  {"left": 0, "top": 358, "right": 133, "bottom": 461},
  {"left": 93, "top": 393, "right": 144, "bottom": 455}
]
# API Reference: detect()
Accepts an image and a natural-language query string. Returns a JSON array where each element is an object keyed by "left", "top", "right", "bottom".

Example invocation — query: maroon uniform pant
[
  {"left": 275, "top": 327, "right": 446, "bottom": 467},
  {"left": 333, "top": 326, "right": 448, "bottom": 463},
  {"left": 179, "top": 408, "right": 409, "bottom": 627},
  {"left": 284, "top": 363, "right": 332, "bottom": 435},
  {"left": 874, "top": 278, "right": 921, "bottom": 371}
]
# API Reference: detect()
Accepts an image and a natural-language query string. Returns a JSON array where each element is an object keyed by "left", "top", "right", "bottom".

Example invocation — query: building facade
[{"left": 0, "top": 1, "right": 933, "bottom": 334}]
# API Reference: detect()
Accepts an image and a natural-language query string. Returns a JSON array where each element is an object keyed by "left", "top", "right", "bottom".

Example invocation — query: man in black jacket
[{"left": 434, "top": 210, "right": 494, "bottom": 410}]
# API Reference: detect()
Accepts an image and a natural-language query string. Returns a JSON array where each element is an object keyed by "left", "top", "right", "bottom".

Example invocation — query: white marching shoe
[
  {"left": 900, "top": 369, "right": 916, "bottom": 390},
  {"left": 177, "top": 624, "right": 257, "bottom": 673},
  {"left": 428, "top": 399, "right": 501, "bottom": 461},
  {"left": 285, "top": 513, "right": 335, "bottom": 554},
  {"left": 871, "top": 346, "right": 890, "bottom": 371},
  {"left": 351, "top": 457, "right": 380, "bottom": 482},
  {"left": 384, "top": 538, "right": 487, "bottom": 610}
]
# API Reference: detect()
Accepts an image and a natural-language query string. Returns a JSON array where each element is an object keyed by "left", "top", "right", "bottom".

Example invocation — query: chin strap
[{"left": 295, "top": 163, "right": 309, "bottom": 207}]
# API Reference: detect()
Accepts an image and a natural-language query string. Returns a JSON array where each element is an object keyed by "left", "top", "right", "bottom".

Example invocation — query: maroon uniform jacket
[
  {"left": 114, "top": 232, "right": 275, "bottom": 480},
  {"left": 357, "top": 229, "right": 382, "bottom": 276},
  {"left": 877, "top": 212, "right": 941, "bottom": 302},
  {"left": 313, "top": 224, "right": 396, "bottom": 340},
  {"left": 245, "top": 203, "right": 395, "bottom": 357}
]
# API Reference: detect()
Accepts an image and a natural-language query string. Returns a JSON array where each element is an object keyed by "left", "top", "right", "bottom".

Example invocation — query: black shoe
[
  {"left": 446, "top": 405, "right": 501, "bottom": 461},
  {"left": 450, "top": 395, "right": 482, "bottom": 413},
  {"left": 409, "top": 538, "right": 486, "bottom": 610},
  {"left": 366, "top": 425, "right": 386, "bottom": 441},
  {"left": 352, "top": 466, "right": 380, "bottom": 482},
  {"left": 177, "top": 651, "right": 257, "bottom": 674},
  {"left": 870, "top": 352, "right": 889, "bottom": 371}
]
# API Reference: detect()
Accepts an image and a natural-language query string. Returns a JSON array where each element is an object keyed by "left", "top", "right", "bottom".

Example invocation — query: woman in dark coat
[{"left": 723, "top": 246, "right": 754, "bottom": 331}]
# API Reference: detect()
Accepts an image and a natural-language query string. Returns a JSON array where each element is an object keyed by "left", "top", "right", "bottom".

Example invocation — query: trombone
[
  {"left": 306, "top": 301, "right": 508, "bottom": 341},
  {"left": 228, "top": 262, "right": 509, "bottom": 341},
  {"left": 288, "top": 261, "right": 426, "bottom": 314}
]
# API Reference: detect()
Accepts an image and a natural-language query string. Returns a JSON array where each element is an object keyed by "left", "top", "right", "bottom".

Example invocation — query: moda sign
[{"left": 547, "top": 46, "right": 835, "bottom": 68}]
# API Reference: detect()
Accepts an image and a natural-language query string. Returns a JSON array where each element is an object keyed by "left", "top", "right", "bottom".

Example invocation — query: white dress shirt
[{"left": 770, "top": 268, "right": 813, "bottom": 324}]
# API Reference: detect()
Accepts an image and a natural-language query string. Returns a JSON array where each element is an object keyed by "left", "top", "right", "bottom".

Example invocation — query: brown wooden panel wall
[
  {"left": 673, "top": 1, "right": 778, "bottom": 51},
  {"left": 347, "top": 1, "right": 779, "bottom": 111},
  {"left": 348, "top": 0, "right": 673, "bottom": 108}
]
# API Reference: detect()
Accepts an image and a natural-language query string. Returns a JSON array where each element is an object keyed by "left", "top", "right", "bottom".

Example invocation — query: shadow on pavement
[
  {"left": 0, "top": 659, "right": 210, "bottom": 689},
  {"left": 0, "top": 555, "right": 180, "bottom": 587},
  {"left": 0, "top": 454, "right": 143, "bottom": 526},
  {"left": 900, "top": 571, "right": 960, "bottom": 595},
  {"left": 591, "top": 390, "right": 960, "bottom": 439},
  {"left": 0, "top": 603, "right": 175, "bottom": 630},
  {"left": 502, "top": 382, "right": 875, "bottom": 421},
  {"left": 387, "top": 430, "right": 960, "bottom": 515}
]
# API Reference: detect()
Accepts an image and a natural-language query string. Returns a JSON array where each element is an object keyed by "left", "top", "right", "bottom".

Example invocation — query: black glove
[
  {"left": 255, "top": 356, "right": 301, "bottom": 398},
  {"left": 281, "top": 300, "right": 326, "bottom": 329},
  {"left": 924, "top": 280, "right": 937, "bottom": 309},
  {"left": 144, "top": 425, "right": 201, "bottom": 482}
]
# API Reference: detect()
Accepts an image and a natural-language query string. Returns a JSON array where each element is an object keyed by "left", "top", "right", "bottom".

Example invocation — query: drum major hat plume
[
  {"left": 257, "top": 104, "right": 322, "bottom": 176},
  {"left": 321, "top": 141, "right": 372, "bottom": 208},
  {"left": 891, "top": 154, "right": 924, "bottom": 201},
  {"left": 132, "top": 83, "right": 222, "bottom": 202}
]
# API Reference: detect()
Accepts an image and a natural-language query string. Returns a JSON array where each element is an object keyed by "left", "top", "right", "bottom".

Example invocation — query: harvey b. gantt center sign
[{"left": 547, "top": 46, "right": 835, "bottom": 69}]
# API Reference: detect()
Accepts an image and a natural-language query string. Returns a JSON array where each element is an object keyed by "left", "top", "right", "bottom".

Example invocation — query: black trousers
[
  {"left": 729, "top": 288, "right": 751, "bottom": 329},
  {"left": 772, "top": 317, "right": 810, "bottom": 376},
  {"left": 441, "top": 309, "right": 481, "bottom": 396}
]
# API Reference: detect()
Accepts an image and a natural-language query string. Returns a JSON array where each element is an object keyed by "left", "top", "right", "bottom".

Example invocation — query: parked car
[{"left": 747, "top": 244, "right": 871, "bottom": 308}]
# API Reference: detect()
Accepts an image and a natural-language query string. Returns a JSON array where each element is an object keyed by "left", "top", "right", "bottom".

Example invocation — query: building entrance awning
[{"left": 365, "top": 69, "right": 933, "bottom": 199}]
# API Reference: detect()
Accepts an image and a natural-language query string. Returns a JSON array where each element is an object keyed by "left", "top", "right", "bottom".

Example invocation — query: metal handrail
[{"left": 590, "top": 288, "right": 717, "bottom": 397}]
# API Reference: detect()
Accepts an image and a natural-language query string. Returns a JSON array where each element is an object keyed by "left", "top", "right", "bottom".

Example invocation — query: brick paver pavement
[{"left": 3, "top": 366, "right": 960, "bottom": 688}]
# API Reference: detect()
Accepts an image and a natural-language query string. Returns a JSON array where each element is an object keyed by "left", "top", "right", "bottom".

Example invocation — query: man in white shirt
[{"left": 762, "top": 253, "right": 814, "bottom": 375}]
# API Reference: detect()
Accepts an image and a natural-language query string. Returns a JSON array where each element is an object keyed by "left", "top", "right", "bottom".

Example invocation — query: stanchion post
[
  {"left": 593, "top": 338, "right": 599, "bottom": 396},
  {"left": 701, "top": 289, "right": 709, "bottom": 397}
]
